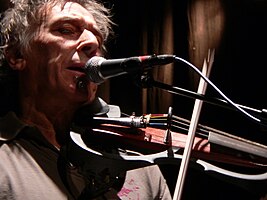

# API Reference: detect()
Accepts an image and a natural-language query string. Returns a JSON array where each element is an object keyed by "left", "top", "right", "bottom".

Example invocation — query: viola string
[
  {"left": 171, "top": 115, "right": 267, "bottom": 151},
  {"left": 171, "top": 119, "right": 208, "bottom": 138},
  {"left": 172, "top": 115, "right": 221, "bottom": 136}
]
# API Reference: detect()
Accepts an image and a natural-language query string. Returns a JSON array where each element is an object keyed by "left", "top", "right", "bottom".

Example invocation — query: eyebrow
[
  {"left": 50, "top": 16, "right": 103, "bottom": 40},
  {"left": 50, "top": 16, "right": 88, "bottom": 28}
]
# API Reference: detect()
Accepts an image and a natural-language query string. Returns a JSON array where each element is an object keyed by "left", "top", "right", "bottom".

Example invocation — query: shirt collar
[{"left": 0, "top": 112, "right": 27, "bottom": 141}]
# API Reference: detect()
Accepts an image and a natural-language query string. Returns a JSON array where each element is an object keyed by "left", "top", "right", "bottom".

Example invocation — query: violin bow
[{"left": 173, "top": 49, "right": 215, "bottom": 200}]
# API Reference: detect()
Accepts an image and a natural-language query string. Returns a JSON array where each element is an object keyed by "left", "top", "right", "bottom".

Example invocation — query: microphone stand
[{"left": 139, "top": 73, "right": 267, "bottom": 126}]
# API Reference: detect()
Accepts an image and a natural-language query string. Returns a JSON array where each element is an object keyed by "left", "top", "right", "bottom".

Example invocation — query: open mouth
[{"left": 67, "top": 66, "right": 86, "bottom": 73}]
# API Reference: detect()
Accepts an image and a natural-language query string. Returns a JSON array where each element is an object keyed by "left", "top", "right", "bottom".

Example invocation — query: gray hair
[{"left": 0, "top": 0, "right": 115, "bottom": 64}]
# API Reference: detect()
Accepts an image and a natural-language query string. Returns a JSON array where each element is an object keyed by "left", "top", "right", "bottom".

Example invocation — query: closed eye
[{"left": 58, "top": 27, "right": 75, "bottom": 35}]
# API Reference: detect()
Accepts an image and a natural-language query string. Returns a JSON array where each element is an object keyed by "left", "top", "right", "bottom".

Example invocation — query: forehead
[{"left": 46, "top": 2, "right": 97, "bottom": 26}]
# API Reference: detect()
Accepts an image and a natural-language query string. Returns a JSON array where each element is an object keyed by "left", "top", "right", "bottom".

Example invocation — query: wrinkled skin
[{"left": 9, "top": 2, "right": 102, "bottom": 147}]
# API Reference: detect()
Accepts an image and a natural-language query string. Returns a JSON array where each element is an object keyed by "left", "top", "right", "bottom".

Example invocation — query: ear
[{"left": 4, "top": 49, "right": 26, "bottom": 71}]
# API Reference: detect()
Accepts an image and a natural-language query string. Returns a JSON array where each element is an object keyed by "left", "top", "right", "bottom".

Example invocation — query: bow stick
[{"left": 173, "top": 49, "right": 215, "bottom": 200}]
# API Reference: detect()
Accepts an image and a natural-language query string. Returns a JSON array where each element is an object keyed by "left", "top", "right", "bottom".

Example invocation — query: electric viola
[{"left": 63, "top": 101, "right": 267, "bottom": 198}]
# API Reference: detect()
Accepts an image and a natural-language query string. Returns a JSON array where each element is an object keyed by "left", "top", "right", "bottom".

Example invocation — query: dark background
[{"left": 1, "top": 0, "right": 267, "bottom": 199}]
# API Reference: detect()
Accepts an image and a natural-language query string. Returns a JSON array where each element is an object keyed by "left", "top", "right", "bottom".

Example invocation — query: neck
[{"left": 20, "top": 100, "right": 79, "bottom": 148}]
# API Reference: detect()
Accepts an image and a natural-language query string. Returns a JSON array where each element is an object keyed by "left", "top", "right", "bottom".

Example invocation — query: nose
[{"left": 76, "top": 29, "right": 99, "bottom": 58}]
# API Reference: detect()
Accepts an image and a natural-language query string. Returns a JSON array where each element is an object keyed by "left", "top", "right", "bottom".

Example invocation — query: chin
[{"left": 66, "top": 86, "right": 87, "bottom": 103}]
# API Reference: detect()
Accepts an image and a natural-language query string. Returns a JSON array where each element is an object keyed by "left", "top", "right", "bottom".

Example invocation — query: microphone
[{"left": 84, "top": 54, "right": 176, "bottom": 84}]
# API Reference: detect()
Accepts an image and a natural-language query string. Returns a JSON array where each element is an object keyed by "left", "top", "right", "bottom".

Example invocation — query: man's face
[{"left": 22, "top": 2, "right": 102, "bottom": 105}]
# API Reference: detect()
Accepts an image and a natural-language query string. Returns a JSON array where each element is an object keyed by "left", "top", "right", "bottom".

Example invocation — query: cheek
[{"left": 32, "top": 32, "right": 74, "bottom": 58}]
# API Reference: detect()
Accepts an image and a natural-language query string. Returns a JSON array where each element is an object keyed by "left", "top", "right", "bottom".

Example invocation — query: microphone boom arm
[{"left": 139, "top": 74, "right": 267, "bottom": 126}]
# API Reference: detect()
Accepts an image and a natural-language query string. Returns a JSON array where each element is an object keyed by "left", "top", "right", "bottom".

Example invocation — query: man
[{"left": 0, "top": 0, "right": 171, "bottom": 199}]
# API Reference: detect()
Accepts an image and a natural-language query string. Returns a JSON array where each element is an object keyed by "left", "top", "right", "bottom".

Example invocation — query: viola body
[{"left": 64, "top": 123, "right": 267, "bottom": 198}]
